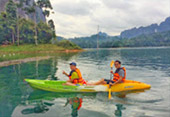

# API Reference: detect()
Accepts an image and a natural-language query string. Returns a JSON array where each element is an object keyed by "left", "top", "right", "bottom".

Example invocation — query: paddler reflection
[
  {"left": 114, "top": 104, "right": 126, "bottom": 117},
  {"left": 64, "top": 97, "right": 83, "bottom": 117}
]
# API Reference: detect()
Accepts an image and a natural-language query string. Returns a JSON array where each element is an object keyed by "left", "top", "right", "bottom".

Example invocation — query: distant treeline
[
  {"left": 70, "top": 31, "right": 170, "bottom": 48},
  {"left": 101, "top": 31, "right": 170, "bottom": 48}
]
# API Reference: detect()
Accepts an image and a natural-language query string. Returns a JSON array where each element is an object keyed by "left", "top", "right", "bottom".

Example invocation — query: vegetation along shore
[{"left": 0, "top": 0, "right": 82, "bottom": 63}]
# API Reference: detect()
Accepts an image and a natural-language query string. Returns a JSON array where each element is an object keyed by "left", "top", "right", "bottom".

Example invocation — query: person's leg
[
  {"left": 63, "top": 82, "right": 76, "bottom": 86},
  {"left": 87, "top": 78, "right": 106, "bottom": 85}
]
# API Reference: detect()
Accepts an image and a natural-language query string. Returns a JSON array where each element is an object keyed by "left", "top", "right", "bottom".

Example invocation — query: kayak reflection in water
[
  {"left": 64, "top": 97, "right": 83, "bottom": 117},
  {"left": 89, "top": 60, "right": 126, "bottom": 86},
  {"left": 114, "top": 104, "right": 126, "bottom": 117},
  {"left": 21, "top": 101, "right": 54, "bottom": 115},
  {"left": 63, "top": 62, "right": 87, "bottom": 86}
]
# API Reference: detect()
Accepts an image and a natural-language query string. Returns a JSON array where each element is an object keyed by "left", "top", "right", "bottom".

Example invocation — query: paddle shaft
[
  {"left": 109, "top": 67, "right": 113, "bottom": 88},
  {"left": 108, "top": 60, "right": 114, "bottom": 99}
]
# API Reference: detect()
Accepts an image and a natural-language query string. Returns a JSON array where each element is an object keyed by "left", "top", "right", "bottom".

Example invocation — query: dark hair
[{"left": 115, "top": 60, "right": 121, "bottom": 64}]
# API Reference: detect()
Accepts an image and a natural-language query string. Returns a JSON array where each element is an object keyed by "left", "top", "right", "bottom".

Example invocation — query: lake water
[{"left": 0, "top": 47, "right": 170, "bottom": 117}]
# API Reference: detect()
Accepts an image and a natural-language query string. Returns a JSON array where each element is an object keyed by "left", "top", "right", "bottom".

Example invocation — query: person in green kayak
[
  {"left": 63, "top": 62, "right": 87, "bottom": 86},
  {"left": 64, "top": 97, "right": 83, "bottom": 117},
  {"left": 90, "top": 60, "right": 126, "bottom": 85}
]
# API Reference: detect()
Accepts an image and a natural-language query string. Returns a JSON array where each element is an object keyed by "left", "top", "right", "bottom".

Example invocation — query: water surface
[{"left": 0, "top": 47, "right": 170, "bottom": 117}]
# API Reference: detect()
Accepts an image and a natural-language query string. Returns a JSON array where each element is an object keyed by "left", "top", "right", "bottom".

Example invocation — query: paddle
[{"left": 108, "top": 60, "right": 114, "bottom": 99}]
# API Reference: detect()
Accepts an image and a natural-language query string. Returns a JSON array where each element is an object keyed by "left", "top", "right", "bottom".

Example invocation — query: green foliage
[
  {"left": 0, "top": 44, "right": 65, "bottom": 52},
  {"left": 0, "top": 0, "right": 57, "bottom": 45},
  {"left": 37, "top": 21, "right": 53, "bottom": 44},
  {"left": 48, "top": 19, "right": 56, "bottom": 39},
  {"left": 0, "top": 44, "right": 65, "bottom": 62},
  {"left": 18, "top": 18, "right": 35, "bottom": 44},
  {"left": 43, "top": 10, "right": 50, "bottom": 17},
  {"left": 37, "top": 0, "right": 53, "bottom": 9},
  {"left": 70, "top": 34, "right": 120, "bottom": 48},
  {"left": 123, "top": 31, "right": 170, "bottom": 47},
  {"left": 57, "top": 40, "right": 81, "bottom": 49},
  {"left": 5, "top": 0, "right": 17, "bottom": 43},
  {"left": 0, "top": 13, "right": 54, "bottom": 45},
  {"left": 5, "top": 0, "right": 17, "bottom": 18},
  {"left": 0, "top": 12, "right": 8, "bottom": 43},
  {"left": 24, "top": 6, "right": 35, "bottom": 14}
]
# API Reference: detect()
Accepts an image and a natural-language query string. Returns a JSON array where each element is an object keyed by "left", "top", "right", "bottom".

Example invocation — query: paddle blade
[
  {"left": 108, "top": 88, "right": 112, "bottom": 99},
  {"left": 110, "top": 60, "right": 114, "bottom": 68}
]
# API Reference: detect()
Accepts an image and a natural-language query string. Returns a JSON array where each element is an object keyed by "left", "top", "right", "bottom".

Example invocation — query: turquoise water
[{"left": 0, "top": 47, "right": 170, "bottom": 117}]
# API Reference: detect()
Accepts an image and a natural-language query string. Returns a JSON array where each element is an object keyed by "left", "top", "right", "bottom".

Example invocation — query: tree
[
  {"left": 24, "top": 3, "right": 38, "bottom": 45},
  {"left": 37, "top": 21, "right": 53, "bottom": 43},
  {"left": 5, "top": 0, "right": 17, "bottom": 44},
  {"left": 48, "top": 19, "right": 56, "bottom": 40},
  {"left": 24, "top": 0, "right": 54, "bottom": 46},
  {"left": 0, "top": 12, "right": 8, "bottom": 44},
  {"left": 19, "top": 18, "right": 35, "bottom": 44},
  {"left": 15, "top": 0, "right": 25, "bottom": 46},
  {"left": 37, "top": 0, "right": 56, "bottom": 40}
]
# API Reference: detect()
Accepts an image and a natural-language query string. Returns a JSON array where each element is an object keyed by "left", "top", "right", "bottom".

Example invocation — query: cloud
[
  {"left": 49, "top": 0, "right": 170, "bottom": 38},
  {"left": 101, "top": 0, "right": 133, "bottom": 10},
  {"left": 52, "top": 0, "right": 99, "bottom": 16}
]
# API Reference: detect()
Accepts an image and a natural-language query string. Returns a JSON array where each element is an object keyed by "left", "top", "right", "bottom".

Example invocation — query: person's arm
[
  {"left": 110, "top": 76, "right": 123, "bottom": 85},
  {"left": 110, "top": 69, "right": 124, "bottom": 85},
  {"left": 63, "top": 71, "right": 69, "bottom": 77},
  {"left": 64, "top": 99, "right": 70, "bottom": 107}
]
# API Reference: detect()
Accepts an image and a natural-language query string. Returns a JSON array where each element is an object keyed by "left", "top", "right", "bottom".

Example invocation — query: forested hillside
[
  {"left": 120, "top": 17, "right": 170, "bottom": 39},
  {"left": 0, "top": 0, "right": 55, "bottom": 45}
]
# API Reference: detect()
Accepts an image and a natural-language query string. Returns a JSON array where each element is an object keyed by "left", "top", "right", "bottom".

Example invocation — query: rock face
[
  {"left": 120, "top": 17, "right": 170, "bottom": 38},
  {"left": 0, "top": 0, "right": 46, "bottom": 22}
]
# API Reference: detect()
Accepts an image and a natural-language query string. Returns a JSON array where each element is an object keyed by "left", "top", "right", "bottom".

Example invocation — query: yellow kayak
[{"left": 105, "top": 80, "right": 151, "bottom": 92}]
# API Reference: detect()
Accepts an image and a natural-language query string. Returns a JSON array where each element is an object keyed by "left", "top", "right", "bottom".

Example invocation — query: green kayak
[{"left": 24, "top": 79, "right": 151, "bottom": 93}]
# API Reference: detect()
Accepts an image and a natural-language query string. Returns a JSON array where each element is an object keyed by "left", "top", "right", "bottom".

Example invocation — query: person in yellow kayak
[
  {"left": 63, "top": 62, "right": 87, "bottom": 86},
  {"left": 91, "top": 60, "right": 126, "bottom": 85}
]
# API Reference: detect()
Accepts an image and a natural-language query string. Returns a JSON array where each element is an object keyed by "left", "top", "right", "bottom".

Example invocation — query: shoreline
[
  {"left": 0, "top": 49, "right": 84, "bottom": 67},
  {"left": 0, "top": 56, "right": 51, "bottom": 68},
  {"left": 0, "top": 44, "right": 84, "bottom": 67}
]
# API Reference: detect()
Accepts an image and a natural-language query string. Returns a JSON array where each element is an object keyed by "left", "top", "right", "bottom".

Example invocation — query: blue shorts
[{"left": 104, "top": 79, "right": 114, "bottom": 84}]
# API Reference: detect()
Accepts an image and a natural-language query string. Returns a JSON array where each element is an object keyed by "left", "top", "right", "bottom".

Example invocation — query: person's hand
[
  {"left": 110, "top": 70, "right": 113, "bottom": 74},
  {"left": 109, "top": 82, "right": 115, "bottom": 86},
  {"left": 63, "top": 71, "right": 66, "bottom": 75},
  {"left": 109, "top": 82, "right": 113, "bottom": 85}
]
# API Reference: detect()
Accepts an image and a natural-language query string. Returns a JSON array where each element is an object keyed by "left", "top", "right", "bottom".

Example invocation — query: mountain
[
  {"left": 120, "top": 17, "right": 170, "bottom": 39},
  {"left": 101, "top": 30, "right": 170, "bottom": 48},
  {"left": 69, "top": 32, "right": 120, "bottom": 48},
  {"left": 0, "top": 0, "right": 45, "bottom": 22}
]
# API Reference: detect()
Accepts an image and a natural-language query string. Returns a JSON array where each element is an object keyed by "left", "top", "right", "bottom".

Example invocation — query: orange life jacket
[
  {"left": 113, "top": 67, "right": 126, "bottom": 82},
  {"left": 69, "top": 68, "right": 86, "bottom": 84},
  {"left": 77, "top": 98, "right": 82, "bottom": 110},
  {"left": 69, "top": 97, "right": 82, "bottom": 110}
]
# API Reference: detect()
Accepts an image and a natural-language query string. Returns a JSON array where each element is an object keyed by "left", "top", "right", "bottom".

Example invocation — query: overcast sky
[{"left": 49, "top": 0, "right": 170, "bottom": 38}]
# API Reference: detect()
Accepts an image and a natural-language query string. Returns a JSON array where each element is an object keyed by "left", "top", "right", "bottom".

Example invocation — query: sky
[{"left": 49, "top": 0, "right": 170, "bottom": 38}]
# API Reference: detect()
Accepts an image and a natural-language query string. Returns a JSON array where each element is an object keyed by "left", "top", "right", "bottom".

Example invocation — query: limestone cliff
[{"left": 0, "top": 0, "right": 46, "bottom": 22}]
